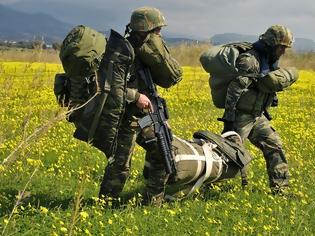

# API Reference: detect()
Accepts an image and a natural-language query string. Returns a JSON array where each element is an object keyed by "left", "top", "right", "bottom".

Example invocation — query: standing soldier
[
  {"left": 98, "top": 7, "right": 182, "bottom": 205},
  {"left": 220, "top": 25, "right": 299, "bottom": 193}
]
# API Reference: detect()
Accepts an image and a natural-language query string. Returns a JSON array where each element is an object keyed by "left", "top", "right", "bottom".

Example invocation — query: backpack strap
[
  {"left": 224, "top": 41, "right": 253, "bottom": 53},
  {"left": 87, "top": 71, "right": 110, "bottom": 143}
]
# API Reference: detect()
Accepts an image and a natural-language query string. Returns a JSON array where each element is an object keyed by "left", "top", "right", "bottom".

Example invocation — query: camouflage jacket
[{"left": 223, "top": 49, "right": 298, "bottom": 121}]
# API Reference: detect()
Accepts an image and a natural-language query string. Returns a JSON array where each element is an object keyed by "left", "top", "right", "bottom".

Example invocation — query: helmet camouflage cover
[
  {"left": 130, "top": 7, "right": 167, "bottom": 32},
  {"left": 261, "top": 25, "right": 294, "bottom": 48}
]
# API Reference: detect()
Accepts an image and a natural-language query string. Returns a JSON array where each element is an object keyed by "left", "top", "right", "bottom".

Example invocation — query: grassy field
[
  {"left": 1, "top": 46, "right": 315, "bottom": 69},
  {"left": 0, "top": 60, "right": 315, "bottom": 235}
]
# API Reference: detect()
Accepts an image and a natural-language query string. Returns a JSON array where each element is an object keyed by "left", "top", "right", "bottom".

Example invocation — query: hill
[{"left": 0, "top": 4, "right": 72, "bottom": 43}]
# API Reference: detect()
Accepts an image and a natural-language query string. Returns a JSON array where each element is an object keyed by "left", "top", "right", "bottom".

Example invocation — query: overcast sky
[{"left": 1, "top": 0, "right": 315, "bottom": 40}]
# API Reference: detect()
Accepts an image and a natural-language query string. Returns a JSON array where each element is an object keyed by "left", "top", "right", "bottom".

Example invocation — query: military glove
[
  {"left": 218, "top": 118, "right": 234, "bottom": 134},
  {"left": 223, "top": 121, "right": 234, "bottom": 133},
  {"left": 271, "top": 94, "right": 279, "bottom": 107},
  {"left": 67, "top": 107, "right": 83, "bottom": 122}
]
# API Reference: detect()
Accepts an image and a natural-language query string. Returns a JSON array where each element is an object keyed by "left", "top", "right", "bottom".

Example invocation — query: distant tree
[{"left": 32, "top": 40, "right": 44, "bottom": 50}]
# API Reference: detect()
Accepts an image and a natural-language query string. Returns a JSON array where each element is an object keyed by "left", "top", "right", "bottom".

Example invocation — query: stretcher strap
[
  {"left": 186, "top": 142, "right": 216, "bottom": 197},
  {"left": 174, "top": 136, "right": 202, "bottom": 184}
]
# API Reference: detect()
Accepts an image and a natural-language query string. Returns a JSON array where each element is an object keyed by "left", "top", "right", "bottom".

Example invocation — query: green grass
[{"left": 0, "top": 62, "right": 314, "bottom": 235}]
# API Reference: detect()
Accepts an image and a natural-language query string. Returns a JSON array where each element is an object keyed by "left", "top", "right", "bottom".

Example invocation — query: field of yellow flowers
[{"left": 0, "top": 62, "right": 315, "bottom": 235}]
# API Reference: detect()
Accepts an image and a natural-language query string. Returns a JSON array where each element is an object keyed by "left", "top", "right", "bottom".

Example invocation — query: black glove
[
  {"left": 67, "top": 107, "right": 83, "bottom": 122},
  {"left": 222, "top": 121, "right": 234, "bottom": 133},
  {"left": 218, "top": 118, "right": 234, "bottom": 134},
  {"left": 271, "top": 94, "right": 279, "bottom": 107}
]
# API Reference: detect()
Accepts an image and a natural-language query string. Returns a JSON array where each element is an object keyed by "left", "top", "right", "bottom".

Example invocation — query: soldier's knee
[
  {"left": 250, "top": 127, "right": 283, "bottom": 150},
  {"left": 106, "top": 161, "right": 130, "bottom": 178},
  {"left": 268, "top": 162, "right": 288, "bottom": 176}
]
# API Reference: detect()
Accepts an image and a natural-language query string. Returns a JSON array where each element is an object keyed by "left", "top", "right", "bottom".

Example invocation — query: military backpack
[
  {"left": 136, "top": 33, "right": 183, "bottom": 88},
  {"left": 54, "top": 25, "right": 106, "bottom": 107},
  {"left": 200, "top": 42, "right": 254, "bottom": 108}
]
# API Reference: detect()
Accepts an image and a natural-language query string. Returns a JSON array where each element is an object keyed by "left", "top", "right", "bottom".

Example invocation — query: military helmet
[
  {"left": 260, "top": 25, "right": 294, "bottom": 48},
  {"left": 130, "top": 7, "right": 167, "bottom": 32}
]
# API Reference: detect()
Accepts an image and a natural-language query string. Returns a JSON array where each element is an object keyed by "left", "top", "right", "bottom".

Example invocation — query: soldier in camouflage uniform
[
  {"left": 220, "top": 25, "right": 299, "bottom": 192},
  {"left": 98, "top": 7, "right": 182, "bottom": 206}
]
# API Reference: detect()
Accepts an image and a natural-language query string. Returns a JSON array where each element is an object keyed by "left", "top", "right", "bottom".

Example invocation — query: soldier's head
[
  {"left": 260, "top": 25, "right": 294, "bottom": 60},
  {"left": 127, "top": 7, "right": 167, "bottom": 47}
]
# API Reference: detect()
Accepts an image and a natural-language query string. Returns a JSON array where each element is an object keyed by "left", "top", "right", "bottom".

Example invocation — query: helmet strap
[{"left": 124, "top": 24, "right": 131, "bottom": 38}]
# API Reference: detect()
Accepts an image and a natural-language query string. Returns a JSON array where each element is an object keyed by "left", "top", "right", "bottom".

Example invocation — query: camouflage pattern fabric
[
  {"left": 130, "top": 7, "right": 167, "bottom": 32},
  {"left": 98, "top": 9, "right": 180, "bottom": 204},
  {"left": 223, "top": 49, "right": 262, "bottom": 121},
  {"left": 73, "top": 30, "right": 134, "bottom": 156},
  {"left": 233, "top": 113, "right": 289, "bottom": 188},
  {"left": 223, "top": 49, "right": 298, "bottom": 120},
  {"left": 93, "top": 30, "right": 135, "bottom": 156},
  {"left": 222, "top": 46, "right": 295, "bottom": 189},
  {"left": 99, "top": 116, "right": 138, "bottom": 198},
  {"left": 98, "top": 111, "right": 168, "bottom": 205},
  {"left": 139, "top": 126, "right": 169, "bottom": 206},
  {"left": 98, "top": 61, "right": 169, "bottom": 203},
  {"left": 260, "top": 25, "right": 294, "bottom": 48},
  {"left": 98, "top": 67, "right": 173, "bottom": 205}
]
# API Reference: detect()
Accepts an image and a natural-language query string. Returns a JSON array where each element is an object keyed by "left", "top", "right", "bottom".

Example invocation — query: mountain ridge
[
  {"left": 1, "top": 4, "right": 314, "bottom": 52},
  {"left": 0, "top": 4, "right": 73, "bottom": 43}
]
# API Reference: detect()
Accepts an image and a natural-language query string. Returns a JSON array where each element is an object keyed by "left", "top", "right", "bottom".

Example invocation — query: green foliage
[{"left": 0, "top": 63, "right": 315, "bottom": 235}]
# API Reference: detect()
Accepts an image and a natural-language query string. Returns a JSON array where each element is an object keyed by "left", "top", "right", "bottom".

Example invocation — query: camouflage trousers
[
  {"left": 98, "top": 115, "right": 168, "bottom": 203},
  {"left": 233, "top": 112, "right": 289, "bottom": 189}
]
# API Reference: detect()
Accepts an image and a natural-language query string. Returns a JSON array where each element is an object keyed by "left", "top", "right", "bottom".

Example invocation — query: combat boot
[{"left": 142, "top": 192, "right": 164, "bottom": 207}]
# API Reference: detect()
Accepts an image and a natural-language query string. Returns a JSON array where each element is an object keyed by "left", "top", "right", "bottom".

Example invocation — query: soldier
[
  {"left": 98, "top": 7, "right": 182, "bottom": 206},
  {"left": 220, "top": 25, "right": 299, "bottom": 193}
]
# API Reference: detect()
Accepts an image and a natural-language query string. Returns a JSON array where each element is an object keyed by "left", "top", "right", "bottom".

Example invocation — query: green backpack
[
  {"left": 54, "top": 25, "right": 106, "bottom": 107},
  {"left": 136, "top": 33, "right": 183, "bottom": 88},
  {"left": 200, "top": 42, "right": 254, "bottom": 108},
  {"left": 59, "top": 25, "right": 106, "bottom": 77}
]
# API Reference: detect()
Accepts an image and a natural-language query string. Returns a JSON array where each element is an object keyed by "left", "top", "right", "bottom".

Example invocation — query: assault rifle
[{"left": 137, "top": 67, "right": 176, "bottom": 174}]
